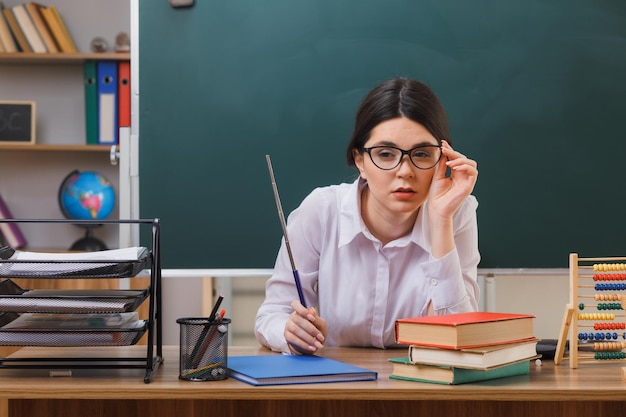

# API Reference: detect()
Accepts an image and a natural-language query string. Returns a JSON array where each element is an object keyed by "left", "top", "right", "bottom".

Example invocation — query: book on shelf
[
  {"left": 389, "top": 356, "right": 531, "bottom": 385},
  {"left": 1, "top": 5, "right": 32, "bottom": 52},
  {"left": 0, "top": 194, "right": 27, "bottom": 249},
  {"left": 395, "top": 311, "right": 535, "bottom": 349},
  {"left": 48, "top": 5, "right": 76, "bottom": 52},
  {"left": 24, "top": 2, "right": 59, "bottom": 53},
  {"left": 407, "top": 339, "right": 539, "bottom": 370},
  {"left": 227, "top": 354, "right": 378, "bottom": 386},
  {"left": 39, "top": 4, "right": 76, "bottom": 53},
  {"left": 0, "top": 2, "right": 18, "bottom": 52},
  {"left": 11, "top": 3, "right": 46, "bottom": 53}
]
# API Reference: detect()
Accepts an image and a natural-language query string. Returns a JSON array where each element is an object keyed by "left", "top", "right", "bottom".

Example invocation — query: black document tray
[
  {"left": 0, "top": 247, "right": 151, "bottom": 278},
  {"left": 0, "top": 280, "right": 149, "bottom": 313},
  {"left": 0, "top": 312, "right": 148, "bottom": 347}
]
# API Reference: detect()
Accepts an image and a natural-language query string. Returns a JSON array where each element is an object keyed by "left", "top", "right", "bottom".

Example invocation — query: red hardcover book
[
  {"left": 0, "top": 194, "right": 27, "bottom": 249},
  {"left": 395, "top": 312, "right": 535, "bottom": 350},
  {"left": 118, "top": 60, "right": 131, "bottom": 127}
]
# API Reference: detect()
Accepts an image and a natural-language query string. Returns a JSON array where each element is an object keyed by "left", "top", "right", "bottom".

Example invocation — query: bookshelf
[
  {"left": 0, "top": 52, "right": 130, "bottom": 64},
  {"left": 0, "top": 144, "right": 115, "bottom": 152},
  {"left": 0, "top": 0, "right": 130, "bottom": 251}
]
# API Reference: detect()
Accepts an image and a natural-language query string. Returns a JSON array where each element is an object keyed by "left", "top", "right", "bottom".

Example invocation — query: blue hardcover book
[
  {"left": 227, "top": 355, "right": 378, "bottom": 386},
  {"left": 96, "top": 61, "right": 118, "bottom": 144}
]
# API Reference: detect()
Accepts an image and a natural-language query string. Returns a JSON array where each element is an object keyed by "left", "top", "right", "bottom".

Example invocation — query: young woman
[{"left": 255, "top": 77, "right": 480, "bottom": 354}]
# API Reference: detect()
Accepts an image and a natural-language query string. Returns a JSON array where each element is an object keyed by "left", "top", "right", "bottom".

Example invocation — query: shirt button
[{"left": 431, "top": 279, "right": 438, "bottom": 286}]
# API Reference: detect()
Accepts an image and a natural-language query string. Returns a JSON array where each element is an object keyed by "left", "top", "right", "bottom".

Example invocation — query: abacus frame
[{"left": 555, "top": 253, "right": 626, "bottom": 368}]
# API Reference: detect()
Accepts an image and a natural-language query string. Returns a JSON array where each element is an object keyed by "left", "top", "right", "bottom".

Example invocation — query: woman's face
[{"left": 354, "top": 117, "right": 439, "bottom": 218}]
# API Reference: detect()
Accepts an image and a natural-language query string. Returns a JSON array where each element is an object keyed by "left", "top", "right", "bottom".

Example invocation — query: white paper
[{"left": 0, "top": 247, "right": 147, "bottom": 276}]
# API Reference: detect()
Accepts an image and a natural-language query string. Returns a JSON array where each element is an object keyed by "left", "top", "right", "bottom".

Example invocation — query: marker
[{"left": 266, "top": 155, "right": 307, "bottom": 307}]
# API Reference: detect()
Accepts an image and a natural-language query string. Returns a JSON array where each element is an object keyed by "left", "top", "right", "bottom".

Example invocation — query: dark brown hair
[{"left": 346, "top": 78, "right": 451, "bottom": 166}]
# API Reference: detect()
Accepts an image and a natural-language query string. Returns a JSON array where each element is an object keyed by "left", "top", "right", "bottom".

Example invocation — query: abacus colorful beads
[
  {"left": 595, "top": 351, "right": 626, "bottom": 360},
  {"left": 594, "top": 294, "right": 621, "bottom": 301},
  {"left": 577, "top": 313, "right": 616, "bottom": 320},
  {"left": 595, "top": 322, "right": 626, "bottom": 330},
  {"left": 597, "top": 303, "right": 623, "bottom": 310}
]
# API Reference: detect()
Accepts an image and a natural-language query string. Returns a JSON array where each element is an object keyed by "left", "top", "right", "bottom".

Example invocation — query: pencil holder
[{"left": 177, "top": 317, "right": 230, "bottom": 381}]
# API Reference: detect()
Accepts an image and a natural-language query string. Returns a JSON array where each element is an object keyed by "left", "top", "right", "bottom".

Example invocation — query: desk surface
[{"left": 0, "top": 345, "right": 624, "bottom": 401}]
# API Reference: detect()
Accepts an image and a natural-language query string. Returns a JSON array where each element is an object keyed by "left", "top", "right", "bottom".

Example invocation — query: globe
[{"left": 58, "top": 170, "right": 116, "bottom": 251}]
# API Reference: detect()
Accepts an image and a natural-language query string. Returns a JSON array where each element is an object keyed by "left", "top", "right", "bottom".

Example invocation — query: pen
[
  {"left": 265, "top": 155, "right": 307, "bottom": 308},
  {"left": 208, "top": 294, "right": 224, "bottom": 321},
  {"left": 181, "top": 360, "right": 226, "bottom": 379},
  {"left": 194, "top": 308, "right": 227, "bottom": 368},
  {"left": 188, "top": 295, "right": 223, "bottom": 368}
]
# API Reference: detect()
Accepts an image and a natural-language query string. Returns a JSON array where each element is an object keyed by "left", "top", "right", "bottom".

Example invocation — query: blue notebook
[{"left": 227, "top": 355, "right": 378, "bottom": 386}]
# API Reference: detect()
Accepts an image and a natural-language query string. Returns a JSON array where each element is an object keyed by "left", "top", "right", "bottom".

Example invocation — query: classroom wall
[
  {"left": 492, "top": 274, "right": 569, "bottom": 340},
  {"left": 161, "top": 273, "right": 569, "bottom": 346}
]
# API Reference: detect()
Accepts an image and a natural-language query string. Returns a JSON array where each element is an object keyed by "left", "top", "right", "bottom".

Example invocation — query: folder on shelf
[
  {"left": 2, "top": 6, "right": 32, "bottom": 52},
  {"left": 24, "top": 2, "right": 59, "bottom": 53},
  {"left": 0, "top": 194, "right": 26, "bottom": 249},
  {"left": 97, "top": 61, "right": 119, "bottom": 145},
  {"left": 0, "top": 4, "right": 16, "bottom": 52},
  {"left": 84, "top": 61, "right": 99, "bottom": 145},
  {"left": 12, "top": 4, "right": 46, "bottom": 53},
  {"left": 118, "top": 61, "right": 131, "bottom": 128}
]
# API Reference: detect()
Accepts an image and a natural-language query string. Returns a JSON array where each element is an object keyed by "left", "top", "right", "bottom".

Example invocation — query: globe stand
[{"left": 70, "top": 225, "right": 107, "bottom": 251}]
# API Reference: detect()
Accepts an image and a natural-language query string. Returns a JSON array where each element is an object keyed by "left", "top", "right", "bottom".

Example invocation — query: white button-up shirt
[{"left": 255, "top": 178, "right": 480, "bottom": 353}]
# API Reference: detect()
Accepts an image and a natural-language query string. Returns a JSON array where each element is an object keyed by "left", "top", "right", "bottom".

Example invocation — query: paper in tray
[
  {"left": 0, "top": 247, "right": 151, "bottom": 278},
  {"left": 0, "top": 280, "right": 149, "bottom": 313},
  {"left": 0, "top": 312, "right": 148, "bottom": 346}
]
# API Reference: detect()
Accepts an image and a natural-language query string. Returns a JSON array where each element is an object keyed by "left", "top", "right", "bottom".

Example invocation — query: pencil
[
  {"left": 192, "top": 308, "right": 226, "bottom": 368},
  {"left": 188, "top": 295, "right": 223, "bottom": 368}
]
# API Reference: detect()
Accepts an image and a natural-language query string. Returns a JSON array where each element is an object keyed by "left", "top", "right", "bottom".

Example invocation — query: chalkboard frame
[{"left": 0, "top": 101, "right": 36, "bottom": 145}]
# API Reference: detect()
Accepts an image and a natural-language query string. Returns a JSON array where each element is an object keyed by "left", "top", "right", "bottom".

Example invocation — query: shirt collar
[{"left": 338, "top": 178, "right": 430, "bottom": 251}]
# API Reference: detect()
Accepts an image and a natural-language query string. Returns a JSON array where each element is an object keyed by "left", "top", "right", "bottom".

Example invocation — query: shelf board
[
  {"left": 0, "top": 52, "right": 130, "bottom": 64},
  {"left": 0, "top": 144, "right": 116, "bottom": 152}
]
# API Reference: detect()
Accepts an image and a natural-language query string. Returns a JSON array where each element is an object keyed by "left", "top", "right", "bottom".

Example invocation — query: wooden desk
[{"left": 0, "top": 345, "right": 625, "bottom": 417}]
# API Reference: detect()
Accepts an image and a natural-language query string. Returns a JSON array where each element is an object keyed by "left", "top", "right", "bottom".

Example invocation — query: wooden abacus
[{"left": 555, "top": 253, "right": 626, "bottom": 367}]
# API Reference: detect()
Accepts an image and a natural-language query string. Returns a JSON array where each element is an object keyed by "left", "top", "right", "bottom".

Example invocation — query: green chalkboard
[{"left": 139, "top": 1, "right": 626, "bottom": 269}]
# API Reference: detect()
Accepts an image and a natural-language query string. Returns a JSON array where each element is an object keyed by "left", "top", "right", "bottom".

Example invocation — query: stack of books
[
  {"left": 0, "top": 2, "right": 77, "bottom": 54},
  {"left": 390, "top": 311, "right": 538, "bottom": 385}
]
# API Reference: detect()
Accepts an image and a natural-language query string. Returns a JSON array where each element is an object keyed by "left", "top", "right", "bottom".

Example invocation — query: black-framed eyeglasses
[{"left": 360, "top": 145, "right": 442, "bottom": 170}]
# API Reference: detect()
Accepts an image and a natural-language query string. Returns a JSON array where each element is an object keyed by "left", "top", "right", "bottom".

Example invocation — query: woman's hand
[
  {"left": 427, "top": 140, "right": 478, "bottom": 258},
  {"left": 428, "top": 140, "right": 478, "bottom": 221},
  {"left": 284, "top": 300, "right": 327, "bottom": 355}
]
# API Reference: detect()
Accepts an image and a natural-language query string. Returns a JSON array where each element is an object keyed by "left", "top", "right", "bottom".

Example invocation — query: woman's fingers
[{"left": 285, "top": 300, "right": 325, "bottom": 354}]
